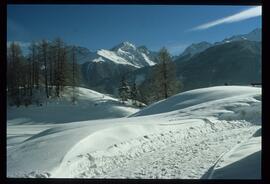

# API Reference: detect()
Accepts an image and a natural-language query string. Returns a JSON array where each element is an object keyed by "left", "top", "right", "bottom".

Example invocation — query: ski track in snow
[
  {"left": 107, "top": 126, "right": 257, "bottom": 179},
  {"left": 8, "top": 86, "right": 261, "bottom": 178},
  {"left": 51, "top": 119, "right": 259, "bottom": 179}
]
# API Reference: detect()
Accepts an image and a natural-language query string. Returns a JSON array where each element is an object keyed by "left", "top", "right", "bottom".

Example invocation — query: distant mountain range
[
  {"left": 82, "top": 28, "right": 261, "bottom": 95},
  {"left": 178, "top": 41, "right": 212, "bottom": 59},
  {"left": 72, "top": 42, "right": 158, "bottom": 68},
  {"left": 174, "top": 40, "right": 261, "bottom": 91},
  {"left": 217, "top": 28, "right": 261, "bottom": 43},
  {"left": 134, "top": 28, "right": 261, "bottom": 96},
  {"left": 7, "top": 28, "right": 261, "bottom": 96},
  {"left": 175, "top": 28, "right": 261, "bottom": 61}
]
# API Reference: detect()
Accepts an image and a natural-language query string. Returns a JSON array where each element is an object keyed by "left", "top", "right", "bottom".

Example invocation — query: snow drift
[
  {"left": 7, "top": 87, "right": 139, "bottom": 148},
  {"left": 7, "top": 86, "right": 261, "bottom": 179},
  {"left": 204, "top": 128, "right": 261, "bottom": 179}
]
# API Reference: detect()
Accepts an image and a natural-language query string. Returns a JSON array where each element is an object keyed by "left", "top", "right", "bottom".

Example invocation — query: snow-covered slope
[
  {"left": 7, "top": 87, "right": 139, "bottom": 148},
  {"left": 7, "top": 87, "right": 139, "bottom": 125},
  {"left": 7, "top": 86, "right": 261, "bottom": 179},
  {"left": 204, "top": 128, "right": 261, "bottom": 179},
  {"left": 131, "top": 86, "right": 261, "bottom": 119}
]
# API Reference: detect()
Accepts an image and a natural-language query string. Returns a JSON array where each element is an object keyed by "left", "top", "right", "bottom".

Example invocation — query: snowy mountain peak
[
  {"left": 111, "top": 41, "right": 137, "bottom": 52},
  {"left": 82, "top": 42, "right": 157, "bottom": 88},
  {"left": 137, "top": 46, "right": 150, "bottom": 55},
  {"left": 89, "top": 42, "right": 156, "bottom": 68},
  {"left": 122, "top": 41, "right": 136, "bottom": 48}
]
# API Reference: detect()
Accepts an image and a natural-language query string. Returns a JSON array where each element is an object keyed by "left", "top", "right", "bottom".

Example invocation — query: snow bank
[
  {"left": 7, "top": 87, "right": 139, "bottom": 148},
  {"left": 208, "top": 132, "right": 261, "bottom": 179},
  {"left": 7, "top": 116, "right": 163, "bottom": 177},
  {"left": 131, "top": 86, "right": 261, "bottom": 117},
  {"left": 7, "top": 86, "right": 261, "bottom": 178}
]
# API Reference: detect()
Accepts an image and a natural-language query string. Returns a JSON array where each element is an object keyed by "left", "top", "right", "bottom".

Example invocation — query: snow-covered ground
[
  {"left": 204, "top": 128, "right": 261, "bottom": 179},
  {"left": 7, "top": 87, "right": 140, "bottom": 148},
  {"left": 7, "top": 86, "right": 261, "bottom": 179}
]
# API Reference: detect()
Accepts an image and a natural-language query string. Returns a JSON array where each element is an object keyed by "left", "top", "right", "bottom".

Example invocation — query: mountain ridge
[{"left": 175, "top": 28, "right": 261, "bottom": 61}]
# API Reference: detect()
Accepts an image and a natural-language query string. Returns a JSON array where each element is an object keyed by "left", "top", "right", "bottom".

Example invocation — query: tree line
[
  {"left": 118, "top": 47, "right": 181, "bottom": 105},
  {"left": 7, "top": 38, "right": 81, "bottom": 107},
  {"left": 7, "top": 40, "right": 181, "bottom": 107}
]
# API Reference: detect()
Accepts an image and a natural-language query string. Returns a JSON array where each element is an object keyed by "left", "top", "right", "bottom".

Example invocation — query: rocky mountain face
[
  {"left": 81, "top": 42, "right": 157, "bottom": 95},
  {"left": 80, "top": 28, "right": 261, "bottom": 96}
]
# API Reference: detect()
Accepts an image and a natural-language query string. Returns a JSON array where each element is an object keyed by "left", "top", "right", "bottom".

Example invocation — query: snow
[
  {"left": 117, "top": 48, "right": 130, "bottom": 55},
  {"left": 122, "top": 41, "right": 136, "bottom": 50},
  {"left": 206, "top": 129, "right": 261, "bottom": 179},
  {"left": 90, "top": 42, "right": 156, "bottom": 68},
  {"left": 7, "top": 87, "right": 139, "bottom": 147},
  {"left": 113, "top": 42, "right": 137, "bottom": 51},
  {"left": 7, "top": 86, "right": 261, "bottom": 179},
  {"left": 141, "top": 53, "right": 156, "bottom": 66},
  {"left": 131, "top": 86, "right": 260, "bottom": 117},
  {"left": 97, "top": 49, "right": 140, "bottom": 68},
  {"left": 92, "top": 57, "right": 105, "bottom": 63}
]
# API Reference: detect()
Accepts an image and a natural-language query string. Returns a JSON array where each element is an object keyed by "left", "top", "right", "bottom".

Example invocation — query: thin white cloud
[{"left": 189, "top": 6, "right": 261, "bottom": 31}]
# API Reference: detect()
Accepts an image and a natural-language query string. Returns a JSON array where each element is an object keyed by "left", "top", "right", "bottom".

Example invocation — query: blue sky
[{"left": 7, "top": 5, "right": 261, "bottom": 55}]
